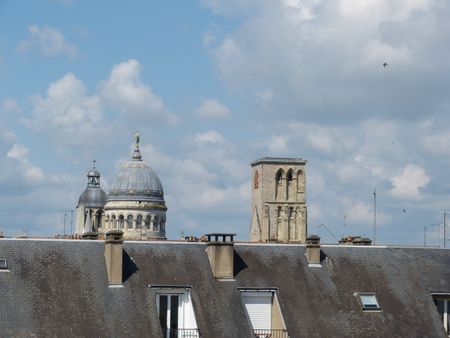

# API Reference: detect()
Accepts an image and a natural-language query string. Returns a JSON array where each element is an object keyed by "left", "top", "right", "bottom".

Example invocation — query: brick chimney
[
  {"left": 205, "top": 233, "right": 235, "bottom": 279},
  {"left": 104, "top": 230, "right": 124, "bottom": 285},
  {"left": 306, "top": 234, "right": 321, "bottom": 266}
]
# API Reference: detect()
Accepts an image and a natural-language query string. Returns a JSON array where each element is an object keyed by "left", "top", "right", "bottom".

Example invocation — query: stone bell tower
[{"left": 250, "top": 157, "right": 307, "bottom": 243}]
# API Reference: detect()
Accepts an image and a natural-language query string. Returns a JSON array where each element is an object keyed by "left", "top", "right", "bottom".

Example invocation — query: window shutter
[{"left": 242, "top": 292, "right": 272, "bottom": 330}]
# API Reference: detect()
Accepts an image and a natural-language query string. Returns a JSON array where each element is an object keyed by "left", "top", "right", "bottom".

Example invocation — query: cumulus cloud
[
  {"left": 196, "top": 98, "right": 230, "bottom": 118},
  {"left": 18, "top": 25, "right": 78, "bottom": 57},
  {"left": 138, "top": 138, "right": 250, "bottom": 238},
  {"left": 422, "top": 132, "right": 450, "bottom": 155},
  {"left": 3, "top": 143, "right": 44, "bottom": 185},
  {"left": 99, "top": 59, "right": 178, "bottom": 125},
  {"left": 26, "top": 59, "right": 176, "bottom": 156},
  {"left": 206, "top": 0, "right": 450, "bottom": 121},
  {"left": 27, "top": 73, "right": 105, "bottom": 150},
  {"left": 6, "top": 144, "right": 29, "bottom": 162},
  {"left": 390, "top": 164, "right": 430, "bottom": 199},
  {"left": 194, "top": 129, "right": 226, "bottom": 144}
]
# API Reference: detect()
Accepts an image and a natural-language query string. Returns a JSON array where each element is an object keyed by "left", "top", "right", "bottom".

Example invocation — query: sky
[{"left": 1, "top": 0, "right": 450, "bottom": 246}]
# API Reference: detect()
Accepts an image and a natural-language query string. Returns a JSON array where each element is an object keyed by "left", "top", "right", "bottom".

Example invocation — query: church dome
[
  {"left": 107, "top": 142, "right": 164, "bottom": 203},
  {"left": 77, "top": 162, "right": 107, "bottom": 208},
  {"left": 78, "top": 187, "right": 107, "bottom": 207}
]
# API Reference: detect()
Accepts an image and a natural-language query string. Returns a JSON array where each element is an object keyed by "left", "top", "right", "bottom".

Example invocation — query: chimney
[
  {"left": 306, "top": 234, "right": 321, "bottom": 266},
  {"left": 205, "top": 233, "right": 235, "bottom": 279},
  {"left": 352, "top": 237, "right": 372, "bottom": 246},
  {"left": 104, "top": 230, "right": 124, "bottom": 285}
]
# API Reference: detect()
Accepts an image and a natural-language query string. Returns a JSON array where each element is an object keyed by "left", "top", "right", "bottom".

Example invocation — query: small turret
[{"left": 75, "top": 161, "right": 107, "bottom": 236}]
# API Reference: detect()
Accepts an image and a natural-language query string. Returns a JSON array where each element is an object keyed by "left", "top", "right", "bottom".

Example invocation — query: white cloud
[
  {"left": 27, "top": 59, "right": 175, "bottom": 156},
  {"left": 28, "top": 73, "right": 105, "bottom": 150},
  {"left": 422, "top": 132, "right": 450, "bottom": 155},
  {"left": 390, "top": 164, "right": 430, "bottom": 199},
  {"left": 194, "top": 130, "right": 226, "bottom": 144},
  {"left": 140, "top": 137, "right": 249, "bottom": 218},
  {"left": 30, "top": 73, "right": 102, "bottom": 130},
  {"left": 99, "top": 59, "right": 178, "bottom": 125},
  {"left": 207, "top": 0, "right": 450, "bottom": 121},
  {"left": 196, "top": 98, "right": 230, "bottom": 118},
  {"left": 7, "top": 144, "right": 29, "bottom": 162},
  {"left": 342, "top": 198, "right": 374, "bottom": 226},
  {"left": 5, "top": 143, "right": 44, "bottom": 184},
  {"left": 18, "top": 25, "right": 78, "bottom": 57},
  {"left": 203, "top": 31, "right": 217, "bottom": 46},
  {"left": 268, "top": 135, "right": 289, "bottom": 153},
  {"left": 1, "top": 98, "right": 20, "bottom": 113}
]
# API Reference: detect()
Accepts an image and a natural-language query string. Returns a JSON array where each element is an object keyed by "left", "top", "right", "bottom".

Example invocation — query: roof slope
[{"left": 0, "top": 239, "right": 449, "bottom": 337}]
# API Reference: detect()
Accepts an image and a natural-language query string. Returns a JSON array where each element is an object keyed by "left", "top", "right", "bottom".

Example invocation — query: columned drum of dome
[{"left": 103, "top": 133, "right": 167, "bottom": 240}]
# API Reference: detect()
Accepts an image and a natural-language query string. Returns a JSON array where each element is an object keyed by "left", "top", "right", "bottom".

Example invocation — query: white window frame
[
  {"left": 433, "top": 294, "right": 450, "bottom": 336},
  {"left": 155, "top": 288, "right": 198, "bottom": 337},
  {"left": 358, "top": 293, "right": 381, "bottom": 311}
]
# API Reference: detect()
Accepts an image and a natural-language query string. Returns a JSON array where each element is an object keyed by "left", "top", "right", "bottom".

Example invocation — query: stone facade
[
  {"left": 250, "top": 157, "right": 307, "bottom": 243},
  {"left": 102, "top": 200, "right": 166, "bottom": 239}
]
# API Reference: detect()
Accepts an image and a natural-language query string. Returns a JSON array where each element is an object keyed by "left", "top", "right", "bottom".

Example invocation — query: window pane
[
  {"left": 159, "top": 295, "right": 168, "bottom": 329},
  {"left": 360, "top": 294, "right": 379, "bottom": 309},
  {"left": 170, "top": 295, "right": 179, "bottom": 329}
]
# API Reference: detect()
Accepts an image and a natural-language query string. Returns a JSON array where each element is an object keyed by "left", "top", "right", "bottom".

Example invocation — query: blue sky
[{"left": 1, "top": 0, "right": 450, "bottom": 246}]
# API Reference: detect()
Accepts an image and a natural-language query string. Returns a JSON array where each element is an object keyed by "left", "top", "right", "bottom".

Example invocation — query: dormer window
[
  {"left": 155, "top": 288, "right": 199, "bottom": 338},
  {"left": 432, "top": 294, "right": 450, "bottom": 336},
  {"left": 240, "top": 289, "right": 289, "bottom": 338}
]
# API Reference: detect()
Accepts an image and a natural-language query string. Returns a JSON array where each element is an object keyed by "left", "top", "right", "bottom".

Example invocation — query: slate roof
[{"left": 0, "top": 239, "right": 449, "bottom": 338}]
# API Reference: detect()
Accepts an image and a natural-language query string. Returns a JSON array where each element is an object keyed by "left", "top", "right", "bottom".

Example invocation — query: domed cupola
[
  {"left": 103, "top": 132, "right": 167, "bottom": 240},
  {"left": 107, "top": 141, "right": 164, "bottom": 203},
  {"left": 78, "top": 161, "right": 107, "bottom": 208},
  {"left": 75, "top": 161, "right": 107, "bottom": 235}
]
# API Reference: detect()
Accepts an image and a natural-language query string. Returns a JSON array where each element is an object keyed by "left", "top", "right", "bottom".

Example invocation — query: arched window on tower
[
  {"left": 126, "top": 215, "right": 133, "bottom": 229},
  {"left": 96, "top": 210, "right": 103, "bottom": 230},
  {"left": 111, "top": 215, "right": 117, "bottom": 229},
  {"left": 118, "top": 215, "right": 124, "bottom": 229},
  {"left": 154, "top": 215, "right": 160, "bottom": 232},
  {"left": 297, "top": 170, "right": 305, "bottom": 200},
  {"left": 136, "top": 215, "right": 142, "bottom": 229},
  {"left": 145, "top": 215, "right": 151, "bottom": 229},
  {"left": 254, "top": 170, "right": 259, "bottom": 189},
  {"left": 275, "top": 169, "right": 284, "bottom": 201},
  {"left": 286, "top": 169, "right": 294, "bottom": 201}
]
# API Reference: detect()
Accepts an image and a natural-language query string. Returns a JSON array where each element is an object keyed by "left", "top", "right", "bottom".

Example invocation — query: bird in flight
[{"left": 383, "top": 62, "right": 388, "bottom": 67}]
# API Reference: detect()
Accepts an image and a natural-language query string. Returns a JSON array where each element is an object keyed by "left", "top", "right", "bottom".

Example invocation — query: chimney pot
[{"left": 81, "top": 231, "right": 99, "bottom": 240}]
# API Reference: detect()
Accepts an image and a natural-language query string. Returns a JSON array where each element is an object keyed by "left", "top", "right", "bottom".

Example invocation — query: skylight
[
  {"left": 359, "top": 293, "right": 380, "bottom": 311},
  {"left": 0, "top": 259, "right": 7, "bottom": 270}
]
